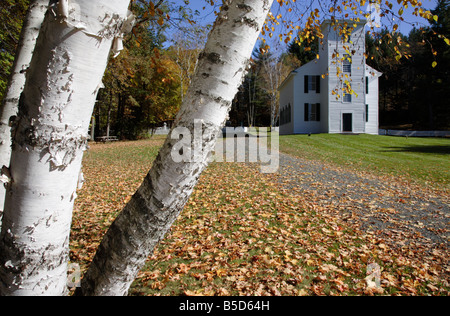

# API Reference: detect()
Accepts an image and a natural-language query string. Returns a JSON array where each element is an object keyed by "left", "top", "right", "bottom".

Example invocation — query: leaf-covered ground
[{"left": 71, "top": 137, "right": 449, "bottom": 296}]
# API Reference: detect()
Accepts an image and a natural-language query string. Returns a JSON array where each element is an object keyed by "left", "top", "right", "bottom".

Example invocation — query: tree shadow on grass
[{"left": 382, "top": 145, "right": 450, "bottom": 155}]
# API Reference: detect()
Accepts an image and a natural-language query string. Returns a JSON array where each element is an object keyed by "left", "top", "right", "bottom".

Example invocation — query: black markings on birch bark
[
  {"left": 234, "top": 17, "right": 260, "bottom": 30},
  {"left": 0, "top": 228, "right": 70, "bottom": 295},
  {"left": 199, "top": 52, "right": 223, "bottom": 64},
  {"left": 10, "top": 44, "right": 87, "bottom": 171},
  {"left": 237, "top": 3, "right": 253, "bottom": 12}
]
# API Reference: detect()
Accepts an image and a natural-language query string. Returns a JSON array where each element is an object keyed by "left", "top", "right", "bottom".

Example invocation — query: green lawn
[{"left": 279, "top": 134, "right": 450, "bottom": 189}]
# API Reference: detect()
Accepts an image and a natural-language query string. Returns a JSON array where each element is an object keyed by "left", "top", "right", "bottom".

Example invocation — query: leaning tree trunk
[
  {"left": 0, "top": 0, "right": 131, "bottom": 296},
  {"left": 79, "top": 0, "right": 274, "bottom": 296},
  {"left": 0, "top": 0, "right": 48, "bottom": 226}
]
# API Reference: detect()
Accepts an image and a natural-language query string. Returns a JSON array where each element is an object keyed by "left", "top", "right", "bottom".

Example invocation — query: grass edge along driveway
[{"left": 278, "top": 134, "right": 450, "bottom": 191}]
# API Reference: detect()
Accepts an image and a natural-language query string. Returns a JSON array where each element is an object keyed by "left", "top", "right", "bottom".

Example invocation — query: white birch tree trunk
[
  {"left": 79, "top": 0, "right": 274, "bottom": 296},
  {"left": 0, "top": 0, "right": 131, "bottom": 296},
  {"left": 0, "top": 0, "right": 49, "bottom": 225}
]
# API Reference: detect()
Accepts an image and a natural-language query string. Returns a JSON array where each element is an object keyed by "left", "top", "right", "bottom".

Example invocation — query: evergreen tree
[
  {"left": 366, "top": 0, "right": 450, "bottom": 131},
  {"left": 230, "top": 45, "right": 271, "bottom": 127},
  {"left": 0, "top": 0, "right": 30, "bottom": 101},
  {"left": 404, "top": 0, "right": 449, "bottom": 129},
  {"left": 366, "top": 28, "right": 411, "bottom": 127},
  {"left": 287, "top": 30, "right": 319, "bottom": 66}
]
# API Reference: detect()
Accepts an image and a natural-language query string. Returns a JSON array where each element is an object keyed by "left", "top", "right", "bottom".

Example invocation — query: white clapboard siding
[{"left": 279, "top": 19, "right": 382, "bottom": 135}]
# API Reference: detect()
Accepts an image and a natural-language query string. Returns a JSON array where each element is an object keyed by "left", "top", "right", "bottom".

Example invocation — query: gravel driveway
[{"left": 276, "top": 151, "right": 450, "bottom": 249}]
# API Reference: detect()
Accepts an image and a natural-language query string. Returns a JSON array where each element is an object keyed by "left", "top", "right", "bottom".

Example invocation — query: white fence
[
  {"left": 151, "top": 124, "right": 170, "bottom": 135},
  {"left": 379, "top": 129, "right": 450, "bottom": 138},
  {"left": 151, "top": 126, "right": 279, "bottom": 136}
]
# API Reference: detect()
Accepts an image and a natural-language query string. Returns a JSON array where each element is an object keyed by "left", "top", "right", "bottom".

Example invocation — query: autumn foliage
[{"left": 70, "top": 139, "right": 449, "bottom": 296}]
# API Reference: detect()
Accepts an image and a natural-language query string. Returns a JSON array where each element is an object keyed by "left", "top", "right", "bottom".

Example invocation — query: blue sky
[
  {"left": 165, "top": 0, "right": 439, "bottom": 51},
  {"left": 168, "top": 0, "right": 438, "bottom": 34}
]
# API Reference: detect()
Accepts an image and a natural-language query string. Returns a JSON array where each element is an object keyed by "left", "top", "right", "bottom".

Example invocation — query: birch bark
[
  {"left": 0, "top": 0, "right": 49, "bottom": 226},
  {"left": 80, "top": 0, "right": 274, "bottom": 296},
  {"left": 0, "top": 0, "right": 131, "bottom": 296}
]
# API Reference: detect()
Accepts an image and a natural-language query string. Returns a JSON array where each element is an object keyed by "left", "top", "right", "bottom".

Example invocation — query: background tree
[
  {"left": 407, "top": 0, "right": 450, "bottom": 130},
  {"left": 366, "top": 28, "right": 411, "bottom": 127},
  {"left": 287, "top": 28, "right": 319, "bottom": 66},
  {"left": 258, "top": 41, "right": 285, "bottom": 128},
  {"left": 231, "top": 45, "right": 272, "bottom": 127},
  {"left": 94, "top": 0, "right": 183, "bottom": 140},
  {"left": 366, "top": 0, "right": 450, "bottom": 130},
  {"left": 171, "top": 24, "right": 210, "bottom": 103},
  {"left": 0, "top": 0, "right": 30, "bottom": 101}
]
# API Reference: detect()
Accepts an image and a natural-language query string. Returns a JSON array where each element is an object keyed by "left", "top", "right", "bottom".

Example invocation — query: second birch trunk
[
  {"left": 0, "top": 0, "right": 48, "bottom": 226},
  {"left": 80, "top": 0, "right": 274, "bottom": 296}
]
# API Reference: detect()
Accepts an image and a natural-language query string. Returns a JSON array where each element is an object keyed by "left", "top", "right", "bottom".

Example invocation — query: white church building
[{"left": 279, "top": 20, "right": 382, "bottom": 135}]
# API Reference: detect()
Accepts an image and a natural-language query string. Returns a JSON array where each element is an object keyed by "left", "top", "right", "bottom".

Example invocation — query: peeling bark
[
  {"left": 80, "top": 0, "right": 274, "bottom": 296},
  {"left": 0, "top": 0, "right": 49, "bottom": 223},
  {"left": 0, "top": 0, "right": 131, "bottom": 296}
]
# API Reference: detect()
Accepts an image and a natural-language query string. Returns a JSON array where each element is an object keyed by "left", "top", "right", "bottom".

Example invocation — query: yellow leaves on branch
[
  {"left": 277, "top": 0, "right": 296, "bottom": 6},
  {"left": 140, "top": 1, "right": 168, "bottom": 27},
  {"left": 149, "top": 1, "right": 155, "bottom": 17},
  {"left": 265, "top": 0, "right": 450, "bottom": 74},
  {"left": 263, "top": 0, "right": 443, "bottom": 61},
  {"left": 157, "top": 16, "right": 164, "bottom": 26}
]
